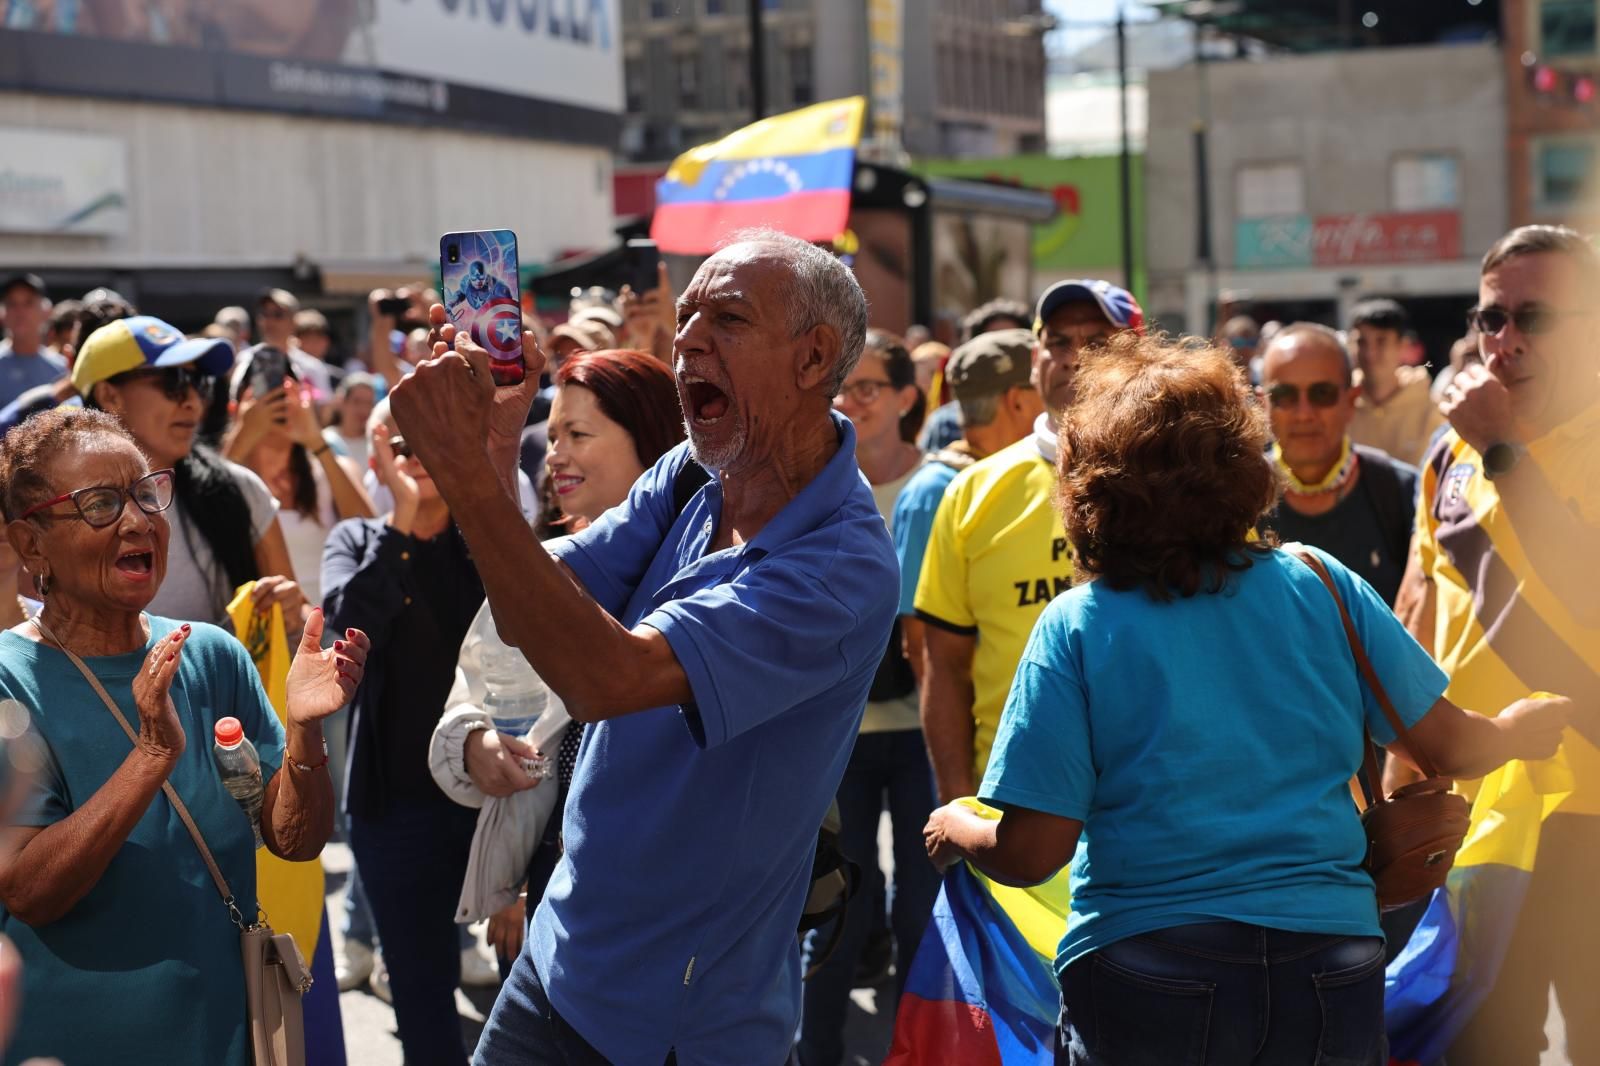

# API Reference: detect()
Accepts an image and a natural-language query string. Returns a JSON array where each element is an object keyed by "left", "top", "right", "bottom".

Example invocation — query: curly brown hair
[
  {"left": 1057, "top": 332, "right": 1281, "bottom": 602},
  {"left": 0, "top": 407, "right": 138, "bottom": 522}
]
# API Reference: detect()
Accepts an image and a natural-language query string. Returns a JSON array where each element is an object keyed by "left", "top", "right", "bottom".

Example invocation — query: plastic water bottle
[
  {"left": 213, "top": 716, "right": 264, "bottom": 848},
  {"left": 462, "top": 609, "right": 553, "bottom": 778}
]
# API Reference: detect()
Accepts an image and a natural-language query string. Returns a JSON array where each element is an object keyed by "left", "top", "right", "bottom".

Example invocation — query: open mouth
[
  {"left": 683, "top": 375, "right": 731, "bottom": 425},
  {"left": 116, "top": 550, "right": 155, "bottom": 577}
]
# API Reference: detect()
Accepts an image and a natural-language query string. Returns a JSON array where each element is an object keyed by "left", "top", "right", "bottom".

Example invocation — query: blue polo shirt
[{"left": 528, "top": 411, "right": 899, "bottom": 1066}]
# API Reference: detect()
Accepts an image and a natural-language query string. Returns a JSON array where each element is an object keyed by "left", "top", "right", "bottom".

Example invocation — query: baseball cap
[
  {"left": 550, "top": 320, "right": 615, "bottom": 351},
  {"left": 571, "top": 305, "right": 624, "bottom": 332},
  {"left": 944, "top": 329, "right": 1036, "bottom": 400},
  {"left": 1, "top": 273, "right": 47, "bottom": 300},
  {"left": 72, "top": 316, "right": 235, "bottom": 397},
  {"left": 1034, "top": 279, "right": 1144, "bottom": 335},
  {"left": 258, "top": 287, "right": 301, "bottom": 313}
]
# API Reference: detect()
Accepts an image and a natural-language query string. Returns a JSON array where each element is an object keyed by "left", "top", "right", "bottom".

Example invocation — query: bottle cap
[{"left": 214, "top": 716, "right": 244, "bottom": 748}]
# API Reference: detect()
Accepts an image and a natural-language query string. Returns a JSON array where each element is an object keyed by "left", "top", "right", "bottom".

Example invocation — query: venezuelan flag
[
  {"left": 651, "top": 96, "right": 865, "bottom": 255},
  {"left": 885, "top": 800, "right": 1065, "bottom": 1066},
  {"left": 1384, "top": 750, "right": 1574, "bottom": 1065}
]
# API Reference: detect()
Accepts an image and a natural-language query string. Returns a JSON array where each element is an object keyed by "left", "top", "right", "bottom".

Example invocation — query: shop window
[
  {"left": 1534, "top": 139, "right": 1596, "bottom": 211},
  {"left": 1392, "top": 154, "right": 1460, "bottom": 210},
  {"left": 1541, "top": 0, "right": 1598, "bottom": 56},
  {"left": 1235, "top": 162, "right": 1305, "bottom": 219}
]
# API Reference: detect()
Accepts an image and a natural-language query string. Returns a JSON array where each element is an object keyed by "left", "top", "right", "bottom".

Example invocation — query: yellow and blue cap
[{"left": 71, "top": 316, "right": 235, "bottom": 398}]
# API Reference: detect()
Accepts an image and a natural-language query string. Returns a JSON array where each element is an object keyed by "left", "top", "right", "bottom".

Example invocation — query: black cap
[{"left": 0, "top": 273, "right": 47, "bottom": 300}]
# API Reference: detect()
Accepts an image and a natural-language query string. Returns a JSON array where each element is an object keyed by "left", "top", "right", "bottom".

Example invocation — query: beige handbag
[{"left": 33, "top": 616, "right": 311, "bottom": 1066}]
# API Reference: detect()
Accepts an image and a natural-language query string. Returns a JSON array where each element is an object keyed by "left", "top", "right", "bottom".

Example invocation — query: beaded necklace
[{"left": 1274, "top": 437, "right": 1356, "bottom": 496}]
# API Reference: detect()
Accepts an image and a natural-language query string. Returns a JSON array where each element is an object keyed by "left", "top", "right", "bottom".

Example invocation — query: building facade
[
  {"left": 1144, "top": 42, "right": 1508, "bottom": 352},
  {"left": 1502, "top": 0, "right": 1600, "bottom": 231},
  {"left": 620, "top": 0, "right": 1046, "bottom": 162},
  {"left": 0, "top": 1, "right": 622, "bottom": 328}
]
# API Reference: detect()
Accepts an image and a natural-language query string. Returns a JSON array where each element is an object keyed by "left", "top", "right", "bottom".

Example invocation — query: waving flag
[
  {"left": 885, "top": 800, "right": 1065, "bottom": 1066},
  {"left": 651, "top": 97, "right": 865, "bottom": 255},
  {"left": 1384, "top": 751, "right": 1574, "bottom": 1065}
]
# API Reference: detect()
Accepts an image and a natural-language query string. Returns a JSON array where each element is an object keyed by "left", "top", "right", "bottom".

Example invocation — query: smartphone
[
  {"left": 622, "top": 238, "right": 661, "bottom": 295},
  {"left": 376, "top": 295, "right": 411, "bottom": 321},
  {"left": 247, "top": 345, "right": 289, "bottom": 397},
  {"left": 440, "top": 229, "right": 524, "bottom": 387}
]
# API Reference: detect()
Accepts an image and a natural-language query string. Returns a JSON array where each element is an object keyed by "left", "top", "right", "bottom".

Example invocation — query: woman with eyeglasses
[
  {"left": 0, "top": 406, "right": 368, "bottom": 1066},
  {"left": 224, "top": 345, "right": 374, "bottom": 611},
  {"left": 73, "top": 317, "right": 308, "bottom": 634}
]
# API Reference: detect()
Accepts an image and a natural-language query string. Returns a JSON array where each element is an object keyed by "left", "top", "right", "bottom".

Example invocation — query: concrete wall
[
  {"left": 1145, "top": 43, "right": 1507, "bottom": 330},
  {"left": 0, "top": 93, "right": 615, "bottom": 277}
]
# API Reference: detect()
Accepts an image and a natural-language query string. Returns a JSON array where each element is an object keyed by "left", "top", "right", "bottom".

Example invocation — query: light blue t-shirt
[
  {"left": 0, "top": 619, "right": 285, "bottom": 1066},
  {"left": 980, "top": 546, "right": 1448, "bottom": 975},
  {"left": 0, "top": 341, "right": 66, "bottom": 411},
  {"left": 528, "top": 412, "right": 899, "bottom": 1066},
  {"left": 891, "top": 457, "right": 961, "bottom": 616}
]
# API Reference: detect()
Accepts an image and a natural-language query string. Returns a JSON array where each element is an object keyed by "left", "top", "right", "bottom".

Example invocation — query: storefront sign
[{"left": 1236, "top": 210, "right": 1461, "bottom": 269}]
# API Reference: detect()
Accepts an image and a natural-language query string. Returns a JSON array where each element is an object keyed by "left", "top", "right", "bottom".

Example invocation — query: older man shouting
[{"left": 390, "top": 229, "right": 899, "bottom": 1066}]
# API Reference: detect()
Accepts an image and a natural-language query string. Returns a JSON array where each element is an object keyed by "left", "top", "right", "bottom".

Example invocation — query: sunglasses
[
  {"left": 111, "top": 365, "right": 211, "bottom": 402},
  {"left": 18, "top": 469, "right": 175, "bottom": 528},
  {"left": 1468, "top": 305, "right": 1592, "bottom": 336},
  {"left": 1265, "top": 382, "right": 1344, "bottom": 409},
  {"left": 387, "top": 435, "right": 413, "bottom": 459},
  {"left": 836, "top": 379, "right": 895, "bottom": 405}
]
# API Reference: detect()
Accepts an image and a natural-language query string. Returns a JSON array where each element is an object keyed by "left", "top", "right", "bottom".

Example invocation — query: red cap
[{"left": 214, "top": 717, "right": 244, "bottom": 747}]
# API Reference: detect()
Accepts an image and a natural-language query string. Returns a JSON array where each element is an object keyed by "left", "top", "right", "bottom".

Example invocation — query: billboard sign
[
  {"left": 0, "top": 128, "right": 129, "bottom": 236},
  {"left": 0, "top": 0, "right": 621, "bottom": 145}
]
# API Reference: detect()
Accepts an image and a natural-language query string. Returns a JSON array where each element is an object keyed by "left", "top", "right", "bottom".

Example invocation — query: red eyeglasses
[{"left": 17, "top": 469, "right": 176, "bottom": 528}]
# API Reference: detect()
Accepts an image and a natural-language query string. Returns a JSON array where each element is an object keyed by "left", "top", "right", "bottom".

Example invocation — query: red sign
[{"left": 1311, "top": 210, "right": 1461, "bottom": 266}]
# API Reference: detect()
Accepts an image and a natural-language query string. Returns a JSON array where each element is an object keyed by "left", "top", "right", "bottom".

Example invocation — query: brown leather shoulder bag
[{"left": 1292, "top": 550, "right": 1471, "bottom": 910}]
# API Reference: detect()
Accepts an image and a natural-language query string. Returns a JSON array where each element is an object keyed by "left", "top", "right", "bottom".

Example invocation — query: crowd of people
[{"left": 0, "top": 219, "right": 1593, "bottom": 1066}]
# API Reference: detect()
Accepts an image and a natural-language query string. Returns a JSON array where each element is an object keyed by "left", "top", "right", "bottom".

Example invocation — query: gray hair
[
  {"left": 957, "top": 393, "right": 1001, "bottom": 429},
  {"left": 720, "top": 228, "right": 869, "bottom": 396}
]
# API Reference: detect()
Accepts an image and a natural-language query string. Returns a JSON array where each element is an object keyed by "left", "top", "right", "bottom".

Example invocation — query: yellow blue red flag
[{"left": 651, "top": 97, "right": 865, "bottom": 255}]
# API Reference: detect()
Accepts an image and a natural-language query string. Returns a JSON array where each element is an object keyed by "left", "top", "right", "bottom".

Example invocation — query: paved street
[{"left": 326, "top": 830, "right": 896, "bottom": 1066}]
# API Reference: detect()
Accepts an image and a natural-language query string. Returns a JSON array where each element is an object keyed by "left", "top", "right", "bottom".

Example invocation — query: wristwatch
[{"left": 1482, "top": 441, "right": 1524, "bottom": 481}]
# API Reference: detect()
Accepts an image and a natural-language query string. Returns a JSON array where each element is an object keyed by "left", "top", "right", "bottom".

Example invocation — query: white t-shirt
[
  {"left": 150, "top": 460, "right": 278, "bottom": 625},
  {"left": 275, "top": 460, "right": 338, "bottom": 609}
]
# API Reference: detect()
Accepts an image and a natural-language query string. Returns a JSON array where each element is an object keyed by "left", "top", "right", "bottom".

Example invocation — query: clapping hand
[
  {"left": 285, "top": 608, "right": 369, "bottom": 727},
  {"left": 133, "top": 626, "right": 191, "bottom": 765}
]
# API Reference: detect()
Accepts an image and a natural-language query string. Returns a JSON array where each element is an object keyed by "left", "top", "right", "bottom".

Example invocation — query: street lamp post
[{"left": 749, "top": 0, "right": 767, "bottom": 121}]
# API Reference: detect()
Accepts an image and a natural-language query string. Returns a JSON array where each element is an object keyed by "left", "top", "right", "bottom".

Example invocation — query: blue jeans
[
  {"left": 1057, "top": 922, "right": 1387, "bottom": 1066},
  {"left": 797, "top": 729, "right": 940, "bottom": 1066},
  {"left": 475, "top": 954, "right": 678, "bottom": 1065},
  {"left": 348, "top": 793, "right": 479, "bottom": 1066}
]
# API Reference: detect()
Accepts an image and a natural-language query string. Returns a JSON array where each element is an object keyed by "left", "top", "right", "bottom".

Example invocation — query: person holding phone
[
  {"left": 433, "top": 348, "right": 686, "bottom": 971},
  {"left": 225, "top": 345, "right": 373, "bottom": 610},
  {"left": 321, "top": 408, "right": 487, "bottom": 1066},
  {"left": 392, "top": 230, "right": 898, "bottom": 1066},
  {"left": 72, "top": 317, "right": 307, "bottom": 630}
]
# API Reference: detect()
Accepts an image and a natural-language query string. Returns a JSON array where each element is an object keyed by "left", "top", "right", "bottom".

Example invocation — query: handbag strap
[
  {"left": 1289, "top": 550, "right": 1443, "bottom": 786},
  {"left": 30, "top": 615, "right": 249, "bottom": 930}
]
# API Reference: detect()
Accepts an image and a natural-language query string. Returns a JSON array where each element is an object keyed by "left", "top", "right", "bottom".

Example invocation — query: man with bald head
[
  {"left": 390, "top": 229, "right": 898, "bottom": 1066},
  {"left": 1257, "top": 322, "right": 1419, "bottom": 604}
]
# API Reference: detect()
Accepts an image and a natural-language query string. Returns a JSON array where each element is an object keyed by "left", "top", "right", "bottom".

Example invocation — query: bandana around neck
[{"left": 1274, "top": 436, "right": 1356, "bottom": 496}]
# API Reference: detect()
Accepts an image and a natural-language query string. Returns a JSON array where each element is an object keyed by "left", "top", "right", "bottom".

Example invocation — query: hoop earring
[{"left": 34, "top": 572, "right": 50, "bottom": 598}]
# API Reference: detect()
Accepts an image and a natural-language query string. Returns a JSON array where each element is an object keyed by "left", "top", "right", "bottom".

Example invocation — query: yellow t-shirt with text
[{"left": 913, "top": 436, "right": 1071, "bottom": 783}]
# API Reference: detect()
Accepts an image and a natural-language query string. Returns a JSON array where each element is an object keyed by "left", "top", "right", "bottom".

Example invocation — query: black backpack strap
[{"left": 672, "top": 459, "right": 712, "bottom": 519}]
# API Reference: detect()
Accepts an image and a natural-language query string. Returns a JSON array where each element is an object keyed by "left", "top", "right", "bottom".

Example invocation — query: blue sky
[{"left": 1045, "top": 0, "right": 1158, "bottom": 55}]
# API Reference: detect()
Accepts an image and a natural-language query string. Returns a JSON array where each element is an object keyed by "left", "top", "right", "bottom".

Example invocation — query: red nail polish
[
  {"left": 181, "top": 624, "right": 191, "bottom": 633},
  {"left": 167, "top": 653, "right": 176, "bottom": 662},
  {"left": 334, "top": 641, "right": 345, "bottom": 651}
]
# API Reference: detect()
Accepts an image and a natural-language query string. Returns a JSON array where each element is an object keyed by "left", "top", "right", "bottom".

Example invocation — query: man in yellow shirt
[
  {"left": 914, "top": 280, "right": 1142, "bottom": 804},
  {"left": 1406, "top": 225, "right": 1600, "bottom": 1066}
]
